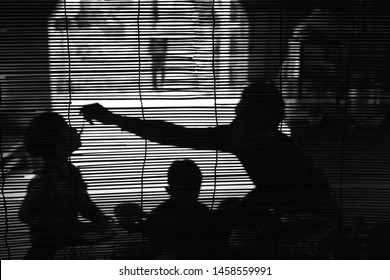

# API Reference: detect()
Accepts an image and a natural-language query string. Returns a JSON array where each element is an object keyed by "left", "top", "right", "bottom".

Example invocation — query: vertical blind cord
[
  {"left": 0, "top": 81, "right": 11, "bottom": 259},
  {"left": 137, "top": 0, "right": 147, "bottom": 251},
  {"left": 63, "top": 0, "right": 77, "bottom": 255},
  {"left": 278, "top": 0, "right": 284, "bottom": 133},
  {"left": 336, "top": 0, "right": 358, "bottom": 257},
  {"left": 210, "top": 0, "right": 219, "bottom": 211}
]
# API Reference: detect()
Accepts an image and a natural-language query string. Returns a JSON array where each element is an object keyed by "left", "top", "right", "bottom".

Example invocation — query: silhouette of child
[
  {"left": 144, "top": 159, "right": 212, "bottom": 259},
  {"left": 19, "top": 112, "right": 111, "bottom": 259}
]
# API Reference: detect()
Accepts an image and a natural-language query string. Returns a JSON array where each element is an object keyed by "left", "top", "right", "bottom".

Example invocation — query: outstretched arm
[{"left": 81, "top": 103, "right": 230, "bottom": 151}]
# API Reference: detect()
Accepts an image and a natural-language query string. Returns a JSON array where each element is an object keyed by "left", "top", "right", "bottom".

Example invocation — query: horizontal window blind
[{"left": 1, "top": 0, "right": 390, "bottom": 260}]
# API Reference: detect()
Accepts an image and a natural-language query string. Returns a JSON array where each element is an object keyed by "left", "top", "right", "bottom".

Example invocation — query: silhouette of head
[
  {"left": 236, "top": 82, "right": 285, "bottom": 130},
  {"left": 24, "top": 112, "right": 81, "bottom": 159},
  {"left": 166, "top": 159, "right": 202, "bottom": 202},
  {"left": 231, "top": 82, "right": 285, "bottom": 151}
]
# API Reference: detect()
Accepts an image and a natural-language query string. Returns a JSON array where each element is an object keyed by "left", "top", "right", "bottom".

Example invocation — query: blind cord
[
  {"left": 210, "top": 0, "right": 219, "bottom": 212},
  {"left": 278, "top": 0, "right": 284, "bottom": 132},
  {"left": 0, "top": 80, "right": 11, "bottom": 259},
  {"left": 336, "top": 0, "right": 358, "bottom": 259},
  {"left": 63, "top": 0, "right": 77, "bottom": 256},
  {"left": 137, "top": 0, "right": 147, "bottom": 253}
]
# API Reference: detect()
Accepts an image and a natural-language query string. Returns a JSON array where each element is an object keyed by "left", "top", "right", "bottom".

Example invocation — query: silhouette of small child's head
[
  {"left": 24, "top": 112, "right": 81, "bottom": 160},
  {"left": 114, "top": 202, "right": 143, "bottom": 232},
  {"left": 166, "top": 159, "right": 202, "bottom": 203}
]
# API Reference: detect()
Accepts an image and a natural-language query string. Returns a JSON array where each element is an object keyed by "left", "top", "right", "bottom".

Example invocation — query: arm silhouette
[{"left": 81, "top": 103, "right": 230, "bottom": 151}]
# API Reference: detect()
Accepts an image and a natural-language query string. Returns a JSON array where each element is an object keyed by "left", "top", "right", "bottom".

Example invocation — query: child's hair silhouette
[
  {"left": 166, "top": 159, "right": 202, "bottom": 202},
  {"left": 24, "top": 112, "right": 80, "bottom": 159},
  {"left": 144, "top": 159, "right": 211, "bottom": 259}
]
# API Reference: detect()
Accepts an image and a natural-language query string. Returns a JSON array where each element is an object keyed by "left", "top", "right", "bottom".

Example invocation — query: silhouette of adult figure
[
  {"left": 143, "top": 159, "right": 212, "bottom": 259},
  {"left": 148, "top": 0, "right": 172, "bottom": 90},
  {"left": 149, "top": 36, "right": 168, "bottom": 89},
  {"left": 81, "top": 82, "right": 338, "bottom": 234},
  {"left": 19, "top": 112, "right": 112, "bottom": 259}
]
